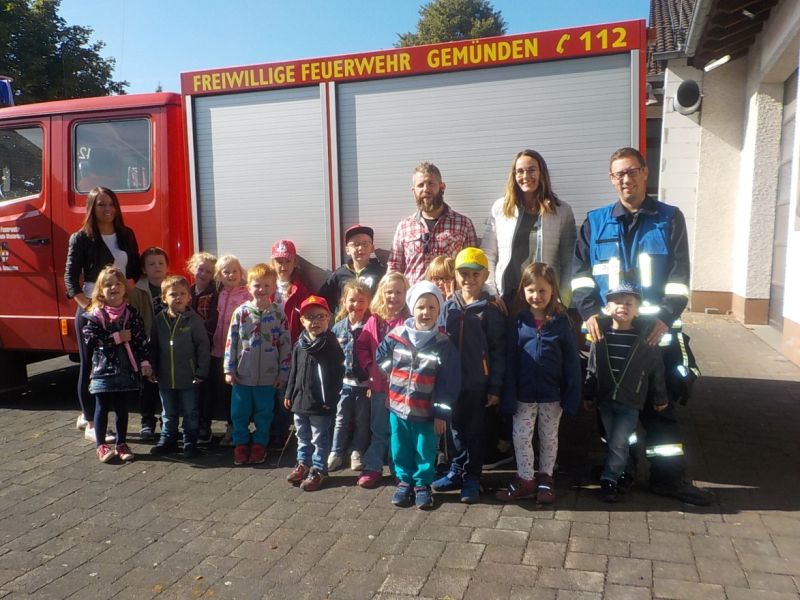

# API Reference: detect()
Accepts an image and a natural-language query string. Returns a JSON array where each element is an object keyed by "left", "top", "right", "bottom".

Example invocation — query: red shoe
[
  {"left": 115, "top": 443, "right": 135, "bottom": 462},
  {"left": 287, "top": 463, "right": 309, "bottom": 485},
  {"left": 234, "top": 445, "right": 250, "bottom": 466},
  {"left": 96, "top": 444, "right": 116, "bottom": 463},
  {"left": 536, "top": 474, "right": 556, "bottom": 505},
  {"left": 249, "top": 444, "right": 266, "bottom": 464},
  {"left": 495, "top": 477, "right": 536, "bottom": 502},
  {"left": 300, "top": 468, "right": 327, "bottom": 492},
  {"left": 357, "top": 470, "right": 382, "bottom": 489}
]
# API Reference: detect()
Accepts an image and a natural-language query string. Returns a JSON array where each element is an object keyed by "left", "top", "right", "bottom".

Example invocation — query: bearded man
[{"left": 387, "top": 162, "right": 478, "bottom": 284}]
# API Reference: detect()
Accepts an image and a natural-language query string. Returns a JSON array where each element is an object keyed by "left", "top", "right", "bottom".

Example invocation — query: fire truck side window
[
  {"left": 0, "top": 127, "right": 43, "bottom": 202},
  {"left": 74, "top": 119, "right": 151, "bottom": 194}
]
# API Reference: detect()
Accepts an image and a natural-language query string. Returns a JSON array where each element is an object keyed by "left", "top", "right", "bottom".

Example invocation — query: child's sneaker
[
  {"left": 287, "top": 463, "right": 310, "bottom": 485},
  {"left": 96, "top": 444, "right": 116, "bottom": 463},
  {"left": 357, "top": 470, "right": 382, "bottom": 489},
  {"left": 220, "top": 424, "right": 234, "bottom": 447},
  {"left": 432, "top": 469, "right": 462, "bottom": 492},
  {"left": 233, "top": 445, "right": 250, "bottom": 465},
  {"left": 617, "top": 472, "right": 634, "bottom": 494},
  {"left": 495, "top": 477, "right": 536, "bottom": 502},
  {"left": 76, "top": 414, "right": 88, "bottom": 430},
  {"left": 116, "top": 443, "right": 135, "bottom": 462},
  {"left": 414, "top": 485, "right": 434, "bottom": 510},
  {"left": 300, "top": 468, "right": 326, "bottom": 491},
  {"left": 183, "top": 445, "right": 200, "bottom": 459},
  {"left": 536, "top": 474, "right": 556, "bottom": 505},
  {"left": 460, "top": 478, "right": 481, "bottom": 504},
  {"left": 391, "top": 482, "right": 414, "bottom": 507},
  {"left": 85, "top": 426, "right": 115, "bottom": 444},
  {"left": 249, "top": 444, "right": 266, "bottom": 464},
  {"left": 601, "top": 479, "right": 619, "bottom": 503},
  {"left": 138, "top": 425, "right": 155, "bottom": 442},
  {"left": 327, "top": 453, "right": 343, "bottom": 471},
  {"left": 350, "top": 450, "right": 364, "bottom": 471}
]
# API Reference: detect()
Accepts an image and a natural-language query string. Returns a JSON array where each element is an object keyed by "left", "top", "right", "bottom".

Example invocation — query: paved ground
[{"left": 1, "top": 313, "right": 800, "bottom": 600}]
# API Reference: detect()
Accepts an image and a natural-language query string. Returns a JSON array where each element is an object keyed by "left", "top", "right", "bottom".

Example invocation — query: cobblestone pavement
[{"left": 1, "top": 314, "right": 800, "bottom": 599}]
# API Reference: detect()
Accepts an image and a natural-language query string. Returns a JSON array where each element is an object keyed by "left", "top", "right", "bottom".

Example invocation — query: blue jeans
[
  {"left": 159, "top": 387, "right": 199, "bottom": 446},
  {"left": 331, "top": 385, "right": 370, "bottom": 456},
  {"left": 389, "top": 412, "right": 436, "bottom": 487},
  {"left": 598, "top": 401, "right": 640, "bottom": 482},
  {"left": 294, "top": 413, "right": 332, "bottom": 471},
  {"left": 362, "top": 391, "right": 389, "bottom": 472},
  {"left": 231, "top": 385, "right": 275, "bottom": 446}
]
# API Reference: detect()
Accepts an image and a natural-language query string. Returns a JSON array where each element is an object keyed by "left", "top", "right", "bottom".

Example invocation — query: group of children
[{"left": 82, "top": 222, "right": 668, "bottom": 507}]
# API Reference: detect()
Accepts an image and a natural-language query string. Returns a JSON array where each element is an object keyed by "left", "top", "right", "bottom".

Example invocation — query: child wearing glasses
[
  {"left": 319, "top": 224, "right": 386, "bottom": 314},
  {"left": 284, "top": 296, "right": 345, "bottom": 491}
]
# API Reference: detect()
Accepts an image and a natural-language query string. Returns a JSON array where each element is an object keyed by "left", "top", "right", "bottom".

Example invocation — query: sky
[{"left": 58, "top": 0, "right": 650, "bottom": 95}]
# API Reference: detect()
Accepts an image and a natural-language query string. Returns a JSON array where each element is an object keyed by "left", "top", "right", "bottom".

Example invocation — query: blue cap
[{"left": 606, "top": 281, "right": 641, "bottom": 301}]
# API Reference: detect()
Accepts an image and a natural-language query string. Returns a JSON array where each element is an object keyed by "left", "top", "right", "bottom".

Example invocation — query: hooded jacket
[
  {"left": 285, "top": 330, "right": 345, "bottom": 416},
  {"left": 332, "top": 317, "right": 368, "bottom": 385},
  {"left": 439, "top": 290, "right": 506, "bottom": 396},
  {"left": 224, "top": 301, "right": 291, "bottom": 387},
  {"left": 150, "top": 308, "right": 211, "bottom": 389},
  {"left": 354, "top": 312, "right": 409, "bottom": 394},
  {"left": 82, "top": 303, "right": 150, "bottom": 392},
  {"left": 584, "top": 316, "right": 668, "bottom": 410},
  {"left": 502, "top": 310, "right": 581, "bottom": 415},
  {"left": 376, "top": 319, "right": 461, "bottom": 422},
  {"left": 212, "top": 285, "right": 251, "bottom": 358},
  {"left": 318, "top": 257, "right": 386, "bottom": 313}
]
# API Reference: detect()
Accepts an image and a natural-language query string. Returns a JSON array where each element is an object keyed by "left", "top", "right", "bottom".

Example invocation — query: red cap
[
  {"left": 299, "top": 295, "right": 330, "bottom": 314},
  {"left": 271, "top": 239, "right": 296, "bottom": 259},
  {"left": 344, "top": 224, "right": 374, "bottom": 243}
]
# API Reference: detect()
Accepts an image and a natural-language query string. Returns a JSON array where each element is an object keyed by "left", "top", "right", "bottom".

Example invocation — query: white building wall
[
  {"left": 691, "top": 60, "right": 746, "bottom": 296},
  {"left": 659, "top": 61, "right": 703, "bottom": 275},
  {"left": 732, "top": 86, "right": 782, "bottom": 301}
]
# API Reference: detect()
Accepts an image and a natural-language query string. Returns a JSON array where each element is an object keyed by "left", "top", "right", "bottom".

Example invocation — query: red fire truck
[{"left": 0, "top": 20, "right": 646, "bottom": 390}]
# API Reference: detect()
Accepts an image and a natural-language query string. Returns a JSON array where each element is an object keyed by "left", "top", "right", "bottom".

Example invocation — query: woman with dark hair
[
  {"left": 65, "top": 187, "right": 142, "bottom": 441},
  {"left": 481, "top": 149, "right": 577, "bottom": 312},
  {"left": 480, "top": 150, "right": 577, "bottom": 470}
]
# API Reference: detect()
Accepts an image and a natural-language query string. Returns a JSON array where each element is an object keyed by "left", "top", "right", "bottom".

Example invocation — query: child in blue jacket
[
  {"left": 433, "top": 248, "right": 506, "bottom": 503},
  {"left": 496, "top": 263, "right": 581, "bottom": 505},
  {"left": 376, "top": 281, "right": 461, "bottom": 510}
]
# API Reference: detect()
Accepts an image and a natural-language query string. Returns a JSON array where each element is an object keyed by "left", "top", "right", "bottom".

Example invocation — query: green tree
[
  {"left": 396, "top": 0, "right": 507, "bottom": 47},
  {"left": 0, "top": 0, "right": 127, "bottom": 104}
]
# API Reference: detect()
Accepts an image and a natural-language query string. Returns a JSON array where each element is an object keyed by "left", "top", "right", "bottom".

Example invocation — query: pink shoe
[
  {"left": 249, "top": 444, "right": 266, "bottom": 464},
  {"left": 115, "top": 443, "right": 135, "bottom": 462},
  {"left": 234, "top": 445, "right": 249, "bottom": 466},
  {"left": 96, "top": 444, "right": 116, "bottom": 463},
  {"left": 357, "top": 470, "right": 382, "bottom": 489}
]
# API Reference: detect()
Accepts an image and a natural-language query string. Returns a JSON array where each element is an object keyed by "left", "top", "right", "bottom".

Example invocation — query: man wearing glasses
[
  {"left": 572, "top": 146, "right": 712, "bottom": 506},
  {"left": 387, "top": 162, "right": 477, "bottom": 284}
]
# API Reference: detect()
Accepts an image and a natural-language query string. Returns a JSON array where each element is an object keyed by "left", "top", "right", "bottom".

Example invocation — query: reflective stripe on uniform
[
  {"left": 571, "top": 277, "right": 597, "bottom": 291},
  {"left": 639, "top": 304, "right": 660, "bottom": 315},
  {"left": 659, "top": 333, "right": 673, "bottom": 347},
  {"left": 645, "top": 443, "right": 684, "bottom": 458},
  {"left": 639, "top": 253, "right": 652, "bottom": 288},
  {"left": 607, "top": 257, "right": 620, "bottom": 290},
  {"left": 628, "top": 432, "right": 638, "bottom": 445},
  {"left": 665, "top": 282, "right": 690, "bottom": 297}
]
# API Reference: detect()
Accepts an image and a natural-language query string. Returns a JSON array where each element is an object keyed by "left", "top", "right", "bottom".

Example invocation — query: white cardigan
[{"left": 480, "top": 197, "right": 577, "bottom": 305}]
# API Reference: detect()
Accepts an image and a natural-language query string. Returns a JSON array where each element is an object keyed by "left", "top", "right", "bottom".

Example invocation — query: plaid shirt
[{"left": 387, "top": 204, "right": 478, "bottom": 285}]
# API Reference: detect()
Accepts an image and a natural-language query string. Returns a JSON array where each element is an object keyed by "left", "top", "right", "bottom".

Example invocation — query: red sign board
[{"left": 181, "top": 20, "right": 646, "bottom": 97}]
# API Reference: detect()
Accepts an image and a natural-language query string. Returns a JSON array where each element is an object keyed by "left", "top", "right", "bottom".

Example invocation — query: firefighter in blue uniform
[{"left": 572, "top": 147, "right": 712, "bottom": 506}]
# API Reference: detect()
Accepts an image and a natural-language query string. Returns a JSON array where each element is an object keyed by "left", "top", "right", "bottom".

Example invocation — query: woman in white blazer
[{"left": 481, "top": 149, "right": 577, "bottom": 311}]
